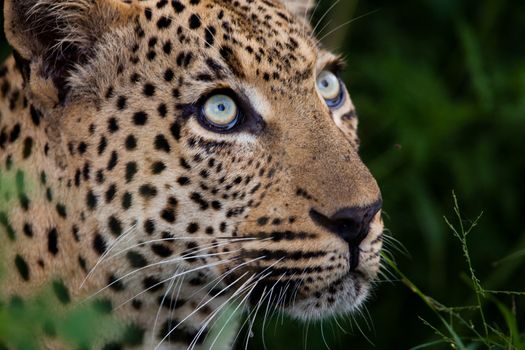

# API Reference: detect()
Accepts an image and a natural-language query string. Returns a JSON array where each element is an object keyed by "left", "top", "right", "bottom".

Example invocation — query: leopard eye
[
  {"left": 201, "top": 94, "right": 240, "bottom": 131},
  {"left": 316, "top": 70, "right": 344, "bottom": 108}
]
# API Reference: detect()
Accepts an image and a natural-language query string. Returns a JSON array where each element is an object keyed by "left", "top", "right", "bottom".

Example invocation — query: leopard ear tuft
[
  {"left": 3, "top": 0, "right": 138, "bottom": 104},
  {"left": 280, "top": 0, "right": 316, "bottom": 23}
]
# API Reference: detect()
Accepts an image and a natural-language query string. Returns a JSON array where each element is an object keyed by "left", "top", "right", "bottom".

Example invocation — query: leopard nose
[{"left": 309, "top": 200, "right": 382, "bottom": 268}]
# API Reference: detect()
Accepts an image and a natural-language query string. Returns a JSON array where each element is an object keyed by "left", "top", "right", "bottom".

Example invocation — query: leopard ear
[
  {"left": 280, "top": 0, "right": 316, "bottom": 23},
  {"left": 3, "top": 0, "right": 138, "bottom": 105}
]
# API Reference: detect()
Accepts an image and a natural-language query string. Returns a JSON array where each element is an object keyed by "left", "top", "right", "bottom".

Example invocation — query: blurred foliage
[{"left": 1, "top": 0, "right": 524, "bottom": 349}]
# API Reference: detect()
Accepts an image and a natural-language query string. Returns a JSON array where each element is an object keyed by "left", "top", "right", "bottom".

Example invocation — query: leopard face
[{"left": 1, "top": 0, "right": 383, "bottom": 346}]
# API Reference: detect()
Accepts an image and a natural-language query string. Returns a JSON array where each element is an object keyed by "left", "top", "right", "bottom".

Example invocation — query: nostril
[
  {"left": 309, "top": 199, "right": 382, "bottom": 269},
  {"left": 310, "top": 200, "right": 382, "bottom": 243}
]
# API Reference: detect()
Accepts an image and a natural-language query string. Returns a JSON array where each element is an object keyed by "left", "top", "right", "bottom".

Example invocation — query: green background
[{"left": 1, "top": 0, "right": 524, "bottom": 349}]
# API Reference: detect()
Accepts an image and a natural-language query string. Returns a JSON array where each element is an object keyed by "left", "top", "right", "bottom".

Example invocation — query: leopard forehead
[{"left": 69, "top": 0, "right": 324, "bottom": 105}]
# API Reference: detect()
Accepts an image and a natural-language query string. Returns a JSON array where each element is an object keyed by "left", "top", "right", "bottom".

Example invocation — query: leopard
[{"left": 0, "top": 0, "right": 384, "bottom": 348}]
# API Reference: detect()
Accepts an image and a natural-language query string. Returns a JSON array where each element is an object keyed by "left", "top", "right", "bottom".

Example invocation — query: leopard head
[{"left": 4, "top": 0, "right": 383, "bottom": 323}]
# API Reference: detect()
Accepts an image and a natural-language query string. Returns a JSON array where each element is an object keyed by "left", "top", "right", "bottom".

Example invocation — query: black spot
[
  {"left": 204, "top": 26, "right": 216, "bottom": 47},
  {"left": 93, "top": 234, "right": 107, "bottom": 255},
  {"left": 117, "top": 96, "right": 127, "bottom": 110},
  {"left": 122, "top": 192, "right": 133, "bottom": 210},
  {"left": 127, "top": 251, "right": 147, "bottom": 268},
  {"left": 125, "top": 162, "right": 138, "bottom": 183},
  {"left": 139, "top": 184, "right": 158, "bottom": 199},
  {"left": 177, "top": 176, "right": 190, "bottom": 186},
  {"left": 9, "top": 124, "right": 20, "bottom": 142},
  {"left": 78, "top": 255, "right": 87, "bottom": 272},
  {"left": 170, "top": 121, "right": 181, "bottom": 141},
  {"left": 105, "top": 184, "right": 117, "bottom": 203},
  {"left": 152, "top": 161, "right": 166, "bottom": 174},
  {"left": 18, "top": 193, "right": 29, "bottom": 211},
  {"left": 257, "top": 217, "right": 269, "bottom": 225},
  {"left": 189, "top": 14, "right": 201, "bottom": 29},
  {"left": 108, "top": 275, "right": 125, "bottom": 292},
  {"left": 107, "top": 151, "right": 118, "bottom": 170},
  {"left": 157, "top": 16, "right": 172, "bottom": 29},
  {"left": 48, "top": 228, "right": 59, "bottom": 255},
  {"left": 87, "top": 190, "right": 98, "bottom": 209},
  {"left": 154, "top": 134, "right": 171, "bottom": 153},
  {"left": 15, "top": 255, "right": 30, "bottom": 281},
  {"left": 23, "top": 223, "right": 33, "bottom": 237},
  {"left": 52, "top": 280, "right": 71, "bottom": 304},
  {"left": 164, "top": 68, "right": 174, "bottom": 82},
  {"left": 144, "top": 219, "right": 155, "bottom": 235},
  {"left": 186, "top": 223, "right": 199, "bottom": 234},
  {"left": 143, "top": 83, "right": 155, "bottom": 97},
  {"left": 108, "top": 216, "right": 123, "bottom": 237},
  {"left": 160, "top": 208, "right": 176, "bottom": 223},
  {"left": 132, "top": 299, "right": 143, "bottom": 310},
  {"left": 98, "top": 136, "right": 108, "bottom": 155},
  {"left": 108, "top": 118, "right": 119, "bottom": 133},
  {"left": 144, "top": 7, "right": 152, "bottom": 20},
  {"left": 172, "top": 0, "right": 185, "bottom": 12},
  {"left": 30, "top": 106, "right": 41, "bottom": 126},
  {"left": 22, "top": 137, "right": 33, "bottom": 159},
  {"left": 162, "top": 41, "right": 172, "bottom": 55},
  {"left": 148, "top": 37, "right": 158, "bottom": 47},
  {"left": 151, "top": 244, "right": 173, "bottom": 257},
  {"left": 143, "top": 276, "right": 163, "bottom": 293},
  {"left": 125, "top": 135, "right": 137, "bottom": 150},
  {"left": 56, "top": 203, "right": 67, "bottom": 218},
  {"left": 133, "top": 111, "right": 148, "bottom": 126}
]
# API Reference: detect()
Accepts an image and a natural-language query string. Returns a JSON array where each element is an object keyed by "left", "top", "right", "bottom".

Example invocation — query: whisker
[
  {"left": 311, "top": 0, "right": 341, "bottom": 35},
  {"left": 188, "top": 277, "right": 256, "bottom": 350},
  {"left": 204, "top": 258, "right": 284, "bottom": 350},
  {"left": 320, "top": 319, "right": 332, "bottom": 350},
  {"left": 157, "top": 271, "right": 252, "bottom": 350},
  {"left": 116, "top": 257, "right": 240, "bottom": 310},
  {"left": 200, "top": 276, "right": 262, "bottom": 350},
  {"left": 152, "top": 269, "right": 178, "bottom": 345},
  {"left": 317, "top": 8, "right": 381, "bottom": 43}
]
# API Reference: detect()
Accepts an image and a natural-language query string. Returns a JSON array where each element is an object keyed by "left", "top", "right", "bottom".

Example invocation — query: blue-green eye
[
  {"left": 316, "top": 70, "right": 344, "bottom": 108},
  {"left": 202, "top": 94, "right": 239, "bottom": 130}
]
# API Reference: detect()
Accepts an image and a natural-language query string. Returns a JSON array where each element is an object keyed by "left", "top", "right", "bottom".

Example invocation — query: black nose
[{"left": 309, "top": 200, "right": 382, "bottom": 269}]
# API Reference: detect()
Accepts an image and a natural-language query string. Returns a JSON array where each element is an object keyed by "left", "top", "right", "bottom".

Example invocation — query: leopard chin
[{"left": 285, "top": 271, "right": 372, "bottom": 321}]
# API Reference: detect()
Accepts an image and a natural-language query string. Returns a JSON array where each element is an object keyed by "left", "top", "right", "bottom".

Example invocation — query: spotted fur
[{"left": 0, "top": 0, "right": 383, "bottom": 348}]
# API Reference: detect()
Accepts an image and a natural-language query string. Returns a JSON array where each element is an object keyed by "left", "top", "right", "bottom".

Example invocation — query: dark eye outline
[
  {"left": 317, "top": 71, "right": 346, "bottom": 110},
  {"left": 196, "top": 89, "right": 245, "bottom": 133}
]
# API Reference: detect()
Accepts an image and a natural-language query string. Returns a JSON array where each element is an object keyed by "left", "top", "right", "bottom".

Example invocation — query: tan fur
[{"left": 0, "top": 0, "right": 383, "bottom": 348}]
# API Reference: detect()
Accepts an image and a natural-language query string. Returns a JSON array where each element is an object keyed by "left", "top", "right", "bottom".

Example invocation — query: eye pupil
[
  {"left": 218, "top": 104, "right": 226, "bottom": 112},
  {"left": 321, "top": 79, "right": 329, "bottom": 88}
]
